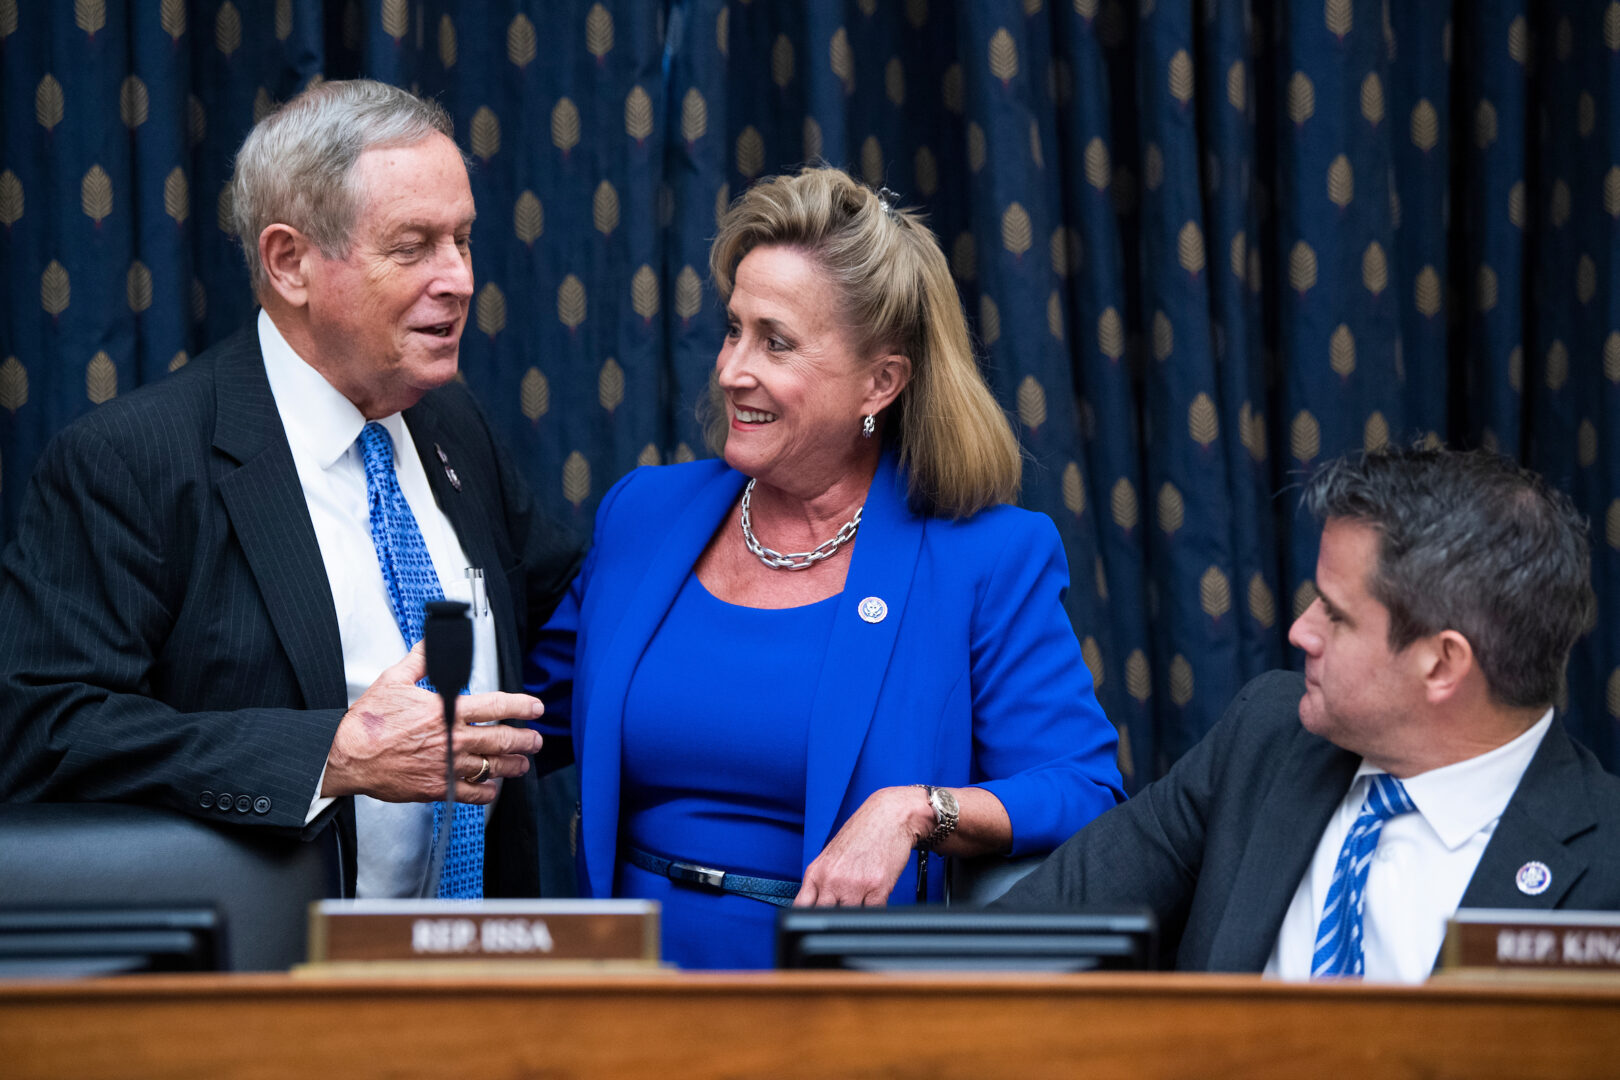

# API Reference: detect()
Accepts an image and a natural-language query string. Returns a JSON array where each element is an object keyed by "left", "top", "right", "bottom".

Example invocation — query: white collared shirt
[
  {"left": 1264, "top": 708, "right": 1553, "bottom": 983},
  {"left": 258, "top": 309, "right": 498, "bottom": 898}
]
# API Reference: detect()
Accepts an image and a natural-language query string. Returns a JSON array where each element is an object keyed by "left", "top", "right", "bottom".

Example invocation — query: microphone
[{"left": 420, "top": 600, "right": 472, "bottom": 899}]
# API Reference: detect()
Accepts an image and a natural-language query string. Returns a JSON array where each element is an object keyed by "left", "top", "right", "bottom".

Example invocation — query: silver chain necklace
[{"left": 739, "top": 478, "right": 862, "bottom": 571}]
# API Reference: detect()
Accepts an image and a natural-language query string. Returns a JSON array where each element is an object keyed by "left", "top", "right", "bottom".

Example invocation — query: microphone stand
[{"left": 420, "top": 600, "right": 473, "bottom": 899}]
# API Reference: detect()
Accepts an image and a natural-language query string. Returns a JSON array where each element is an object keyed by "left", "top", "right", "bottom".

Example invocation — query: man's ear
[
  {"left": 259, "top": 224, "right": 313, "bottom": 309},
  {"left": 864, "top": 353, "right": 912, "bottom": 415},
  {"left": 1419, "top": 629, "right": 1475, "bottom": 705}
]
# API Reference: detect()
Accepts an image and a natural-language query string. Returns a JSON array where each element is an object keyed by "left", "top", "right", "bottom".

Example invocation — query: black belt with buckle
[{"left": 623, "top": 846, "right": 800, "bottom": 907}]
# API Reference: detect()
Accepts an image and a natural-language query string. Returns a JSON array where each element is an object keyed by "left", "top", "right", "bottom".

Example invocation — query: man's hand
[
  {"left": 794, "top": 786, "right": 937, "bottom": 907},
  {"left": 322, "top": 641, "right": 545, "bottom": 805}
]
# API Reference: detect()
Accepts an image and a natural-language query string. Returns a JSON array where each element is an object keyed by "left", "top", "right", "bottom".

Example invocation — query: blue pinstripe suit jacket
[{"left": 0, "top": 327, "right": 580, "bottom": 896}]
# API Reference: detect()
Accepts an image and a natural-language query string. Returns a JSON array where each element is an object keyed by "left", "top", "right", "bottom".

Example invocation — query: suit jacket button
[
  {"left": 199, "top": 790, "right": 216, "bottom": 809},
  {"left": 234, "top": 794, "right": 252, "bottom": 813},
  {"left": 216, "top": 792, "right": 232, "bottom": 812},
  {"left": 253, "top": 796, "right": 272, "bottom": 815}
]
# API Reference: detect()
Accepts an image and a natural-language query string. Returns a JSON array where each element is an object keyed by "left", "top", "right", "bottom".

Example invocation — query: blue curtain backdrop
[{"left": 2, "top": 0, "right": 1616, "bottom": 785}]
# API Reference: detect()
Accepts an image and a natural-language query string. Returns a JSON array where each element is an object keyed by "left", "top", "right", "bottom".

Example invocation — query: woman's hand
[{"left": 794, "top": 786, "right": 936, "bottom": 907}]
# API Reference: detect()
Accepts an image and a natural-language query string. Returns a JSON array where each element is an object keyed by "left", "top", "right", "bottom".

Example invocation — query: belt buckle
[{"left": 667, "top": 860, "right": 727, "bottom": 889}]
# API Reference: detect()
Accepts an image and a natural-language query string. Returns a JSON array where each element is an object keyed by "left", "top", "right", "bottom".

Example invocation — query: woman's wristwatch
[{"left": 912, "top": 784, "right": 959, "bottom": 850}]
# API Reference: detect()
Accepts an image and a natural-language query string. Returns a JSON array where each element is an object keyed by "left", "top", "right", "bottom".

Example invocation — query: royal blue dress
[{"left": 617, "top": 572, "right": 838, "bottom": 969}]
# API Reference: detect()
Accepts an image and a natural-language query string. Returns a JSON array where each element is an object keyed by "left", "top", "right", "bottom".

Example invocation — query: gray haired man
[
  {"left": 997, "top": 446, "right": 1620, "bottom": 980},
  {"left": 0, "top": 80, "right": 579, "bottom": 898}
]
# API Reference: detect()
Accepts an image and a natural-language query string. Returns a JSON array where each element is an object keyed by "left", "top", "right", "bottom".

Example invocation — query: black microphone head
[{"left": 423, "top": 600, "right": 473, "bottom": 696}]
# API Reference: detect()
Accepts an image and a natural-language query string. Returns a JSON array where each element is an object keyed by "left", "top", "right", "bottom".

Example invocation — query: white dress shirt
[
  {"left": 258, "top": 310, "right": 499, "bottom": 898},
  {"left": 1264, "top": 708, "right": 1553, "bottom": 983}
]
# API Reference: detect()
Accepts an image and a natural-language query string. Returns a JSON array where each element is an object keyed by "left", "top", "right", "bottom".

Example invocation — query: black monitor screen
[
  {"left": 0, "top": 906, "right": 224, "bottom": 978},
  {"left": 776, "top": 908, "right": 1156, "bottom": 972}
]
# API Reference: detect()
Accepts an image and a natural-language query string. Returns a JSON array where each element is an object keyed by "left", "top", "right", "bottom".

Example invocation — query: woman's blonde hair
[{"left": 706, "top": 166, "right": 1020, "bottom": 518}]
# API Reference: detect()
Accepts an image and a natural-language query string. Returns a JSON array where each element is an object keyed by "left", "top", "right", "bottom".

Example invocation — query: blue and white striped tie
[
  {"left": 1311, "top": 773, "right": 1417, "bottom": 978},
  {"left": 358, "top": 422, "right": 485, "bottom": 900}
]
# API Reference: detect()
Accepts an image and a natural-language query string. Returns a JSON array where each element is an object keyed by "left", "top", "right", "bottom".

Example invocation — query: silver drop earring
[{"left": 861, "top": 414, "right": 876, "bottom": 438}]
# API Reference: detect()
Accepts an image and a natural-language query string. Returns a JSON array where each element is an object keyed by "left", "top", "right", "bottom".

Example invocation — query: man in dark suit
[
  {"left": 998, "top": 446, "right": 1620, "bottom": 980},
  {"left": 0, "top": 80, "right": 579, "bottom": 898}
]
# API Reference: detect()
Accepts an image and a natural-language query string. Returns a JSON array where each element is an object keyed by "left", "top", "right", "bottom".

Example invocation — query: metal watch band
[{"left": 912, "top": 783, "right": 959, "bottom": 850}]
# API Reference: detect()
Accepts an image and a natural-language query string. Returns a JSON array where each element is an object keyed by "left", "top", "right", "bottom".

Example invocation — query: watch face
[{"left": 932, "top": 787, "right": 959, "bottom": 822}]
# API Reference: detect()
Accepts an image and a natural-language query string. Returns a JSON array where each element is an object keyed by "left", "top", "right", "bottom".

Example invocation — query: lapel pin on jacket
[
  {"left": 434, "top": 443, "right": 461, "bottom": 492},
  {"left": 858, "top": 596, "right": 887, "bottom": 623},
  {"left": 1516, "top": 861, "right": 1552, "bottom": 896}
]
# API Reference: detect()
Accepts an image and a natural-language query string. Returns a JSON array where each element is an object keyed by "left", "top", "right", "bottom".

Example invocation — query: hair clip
[{"left": 876, "top": 186, "right": 901, "bottom": 220}]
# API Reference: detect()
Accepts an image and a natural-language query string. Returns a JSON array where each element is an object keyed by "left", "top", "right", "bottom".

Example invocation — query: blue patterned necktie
[
  {"left": 357, "top": 422, "right": 484, "bottom": 899},
  {"left": 1311, "top": 773, "right": 1417, "bottom": 977}
]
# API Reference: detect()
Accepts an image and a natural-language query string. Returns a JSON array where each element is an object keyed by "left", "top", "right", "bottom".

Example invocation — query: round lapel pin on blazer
[
  {"left": 1515, "top": 861, "right": 1552, "bottom": 896},
  {"left": 857, "top": 596, "right": 888, "bottom": 624}
]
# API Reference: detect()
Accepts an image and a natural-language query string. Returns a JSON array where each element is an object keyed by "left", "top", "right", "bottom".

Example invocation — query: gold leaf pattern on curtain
[
  {"left": 120, "top": 77, "right": 148, "bottom": 129},
  {"left": 1169, "top": 655, "right": 1193, "bottom": 708},
  {"left": 216, "top": 1, "right": 242, "bottom": 56},
  {"left": 681, "top": 88, "right": 708, "bottom": 144},
  {"left": 520, "top": 368, "right": 550, "bottom": 422},
  {"left": 86, "top": 351, "right": 117, "bottom": 404},
  {"left": 830, "top": 27, "right": 855, "bottom": 94},
  {"left": 1545, "top": 340, "right": 1569, "bottom": 391},
  {"left": 438, "top": 15, "right": 456, "bottom": 68},
  {"left": 1290, "top": 409, "right": 1320, "bottom": 463},
  {"left": 471, "top": 106, "right": 500, "bottom": 161},
  {"left": 988, "top": 28, "right": 1018, "bottom": 85},
  {"left": 557, "top": 275, "right": 586, "bottom": 331},
  {"left": 585, "top": 3, "right": 613, "bottom": 61},
  {"left": 1327, "top": 155, "right": 1353, "bottom": 208},
  {"left": 1364, "top": 411, "right": 1389, "bottom": 453},
  {"left": 1157, "top": 483, "right": 1183, "bottom": 535},
  {"left": 1062, "top": 462, "right": 1085, "bottom": 516},
  {"left": 1110, "top": 478, "right": 1138, "bottom": 532},
  {"left": 1247, "top": 574, "right": 1275, "bottom": 629},
  {"left": 675, "top": 267, "right": 702, "bottom": 321},
  {"left": 592, "top": 183, "right": 615, "bottom": 236},
  {"left": 1125, "top": 650, "right": 1151, "bottom": 704},
  {"left": 514, "top": 191, "right": 543, "bottom": 246},
  {"left": 160, "top": 0, "right": 184, "bottom": 41},
  {"left": 735, "top": 127, "right": 764, "bottom": 178},
  {"left": 476, "top": 283, "right": 506, "bottom": 338},
  {"left": 552, "top": 99, "right": 581, "bottom": 155},
  {"left": 81, "top": 165, "right": 112, "bottom": 226},
  {"left": 1016, "top": 375, "right": 1046, "bottom": 430},
  {"left": 1329, "top": 324, "right": 1355, "bottom": 377},
  {"left": 1187, "top": 393, "right": 1218, "bottom": 448},
  {"left": 508, "top": 14, "right": 537, "bottom": 67},
  {"left": 980, "top": 294, "right": 1001, "bottom": 346},
  {"left": 1098, "top": 307, "right": 1124, "bottom": 360},
  {"left": 0, "top": 357, "right": 28, "bottom": 413},
  {"left": 75, "top": 0, "right": 105, "bottom": 37},
  {"left": 630, "top": 266, "right": 659, "bottom": 322},
  {"left": 771, "top": 35, "right": 794, "bottom": 88},
  {"left": 1294, "top": 581, "right": 1319, "bottom": 621},
  {"left": 36, "top": 74, "right": 64, "bottom": 132},
  {"left": 625, "top": 86, "right": 654, "bottom": 142},
  {"left": 562, "top": 452, "right": 591, "bottom": 508},
  {"left": 127, "top": 261, "right": 152, "bottom": 314},
  {"left": 598, "top": 358, "right": 625, "bottom": 412},
  {"left": 1361, "top": 72, "right": 1384, "bottom": 125}
]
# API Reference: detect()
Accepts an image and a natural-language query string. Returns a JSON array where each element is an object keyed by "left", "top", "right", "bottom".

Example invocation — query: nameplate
[
  {"left": 307, "top": 899, "right": 660, "bottom": 966},
  {"left": 1443, "top": 909, "right": 1620, "bottom": 973}
]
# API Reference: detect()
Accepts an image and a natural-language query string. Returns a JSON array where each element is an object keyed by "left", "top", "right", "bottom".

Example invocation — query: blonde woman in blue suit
[{"left": 526, "top": 167, "right": 1123, "bottom": 968}]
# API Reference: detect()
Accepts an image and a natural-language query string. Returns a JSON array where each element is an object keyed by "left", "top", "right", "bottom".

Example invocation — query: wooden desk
[{"left": 2, "top": 971, "right": 1617, "bottom": 1079}]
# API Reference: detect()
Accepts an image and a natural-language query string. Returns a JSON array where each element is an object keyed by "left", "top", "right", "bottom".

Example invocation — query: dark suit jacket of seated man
[
  {"left": 0, "top": 80, "right": 580, "bottom": 898},
  {"left": 995, "top": 447, "right": 1620, "bottom": 980}
]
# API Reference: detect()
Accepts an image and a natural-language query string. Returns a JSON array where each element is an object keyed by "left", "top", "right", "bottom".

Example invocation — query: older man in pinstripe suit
[{"left": 0, "top": 81, "right": 579, "bottom": 899}]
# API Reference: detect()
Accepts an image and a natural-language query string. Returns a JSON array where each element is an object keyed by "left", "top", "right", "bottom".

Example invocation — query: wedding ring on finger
[{"left": 463, "top": 756, "right": 492, "bottom": 785}]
